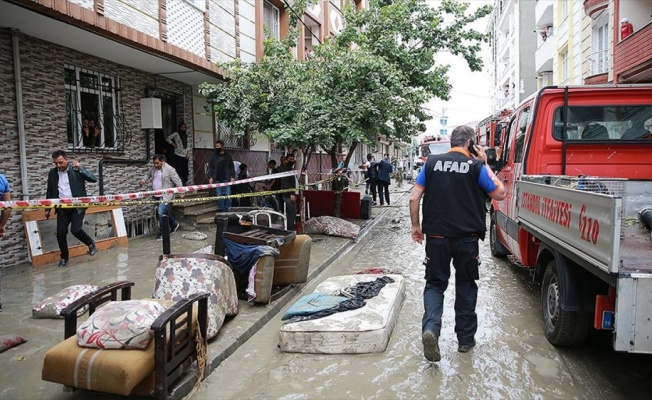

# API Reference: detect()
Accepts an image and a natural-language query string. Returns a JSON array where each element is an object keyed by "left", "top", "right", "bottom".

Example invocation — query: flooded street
[{"left": 193, "top": 188, "right": 652, "bottom": 400}]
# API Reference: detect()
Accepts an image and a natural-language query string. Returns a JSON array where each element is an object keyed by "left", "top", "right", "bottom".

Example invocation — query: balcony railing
[
  {"left": 588, "top": 49, "right": 609, "bottom": 76},
  {"left": 584, "top": 0, "right": 608, "bottom": 18}
]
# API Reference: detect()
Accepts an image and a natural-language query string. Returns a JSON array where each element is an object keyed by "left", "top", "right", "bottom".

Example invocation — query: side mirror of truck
[{"left": 485, "top": 148, "right": 499, "bottom": 170}]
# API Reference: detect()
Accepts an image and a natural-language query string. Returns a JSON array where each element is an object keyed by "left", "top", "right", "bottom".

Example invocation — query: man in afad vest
[{"left": 409, "top": 125, "right": 505, "bottom": 362}]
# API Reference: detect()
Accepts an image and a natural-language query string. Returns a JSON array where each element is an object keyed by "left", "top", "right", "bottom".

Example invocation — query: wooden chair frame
[{"left": 58, "top": 281, "right": 208, "bottom": 400}]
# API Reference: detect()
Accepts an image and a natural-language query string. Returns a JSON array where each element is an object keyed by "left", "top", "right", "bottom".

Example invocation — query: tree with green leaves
[{"left": 199, "top": 0, "right": 491, "bottom": 171}]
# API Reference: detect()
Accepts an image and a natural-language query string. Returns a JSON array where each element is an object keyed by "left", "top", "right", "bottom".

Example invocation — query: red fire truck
[
  {"left": 414, "top": 135, "right": 450, "bottom": 170},
  {"left": 489, "top": 85, "right": 652, "bottom": 353},
  {"left": 476, "top": 109, "right": 512, "bottom": 150}
]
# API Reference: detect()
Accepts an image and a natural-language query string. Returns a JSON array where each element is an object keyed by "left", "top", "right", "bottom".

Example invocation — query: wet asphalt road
[{"left": 192, "top": 187, "right": 652, "bottom": 400}]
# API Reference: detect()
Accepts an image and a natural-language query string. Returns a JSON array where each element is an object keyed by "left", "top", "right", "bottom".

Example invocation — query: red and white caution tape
[{"left": 0, "top": 170, "right": 299, "bottom": 210}]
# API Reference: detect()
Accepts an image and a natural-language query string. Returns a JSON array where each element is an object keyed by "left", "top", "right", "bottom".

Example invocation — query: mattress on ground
[{"left": 279, "top": 274, "right": 405, "bottom": 354}]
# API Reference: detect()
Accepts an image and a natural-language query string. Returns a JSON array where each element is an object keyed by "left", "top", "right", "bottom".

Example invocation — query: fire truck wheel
[
  {"left": 489, "top": 218, "right": 509, "bottom": 258},
  {"left": 541, "top": 260, "right": 590, "bottom": 347}
]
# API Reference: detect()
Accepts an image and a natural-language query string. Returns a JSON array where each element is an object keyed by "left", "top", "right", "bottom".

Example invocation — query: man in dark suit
[
  {"left": 46, "top": 150, "right": 97, "bottom": 267},
  {"left": 376, "top": 155, "right": 394, "bottom": 205}
]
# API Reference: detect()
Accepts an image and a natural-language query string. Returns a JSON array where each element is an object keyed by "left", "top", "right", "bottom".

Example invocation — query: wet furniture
[
  {"left": 279, "top": 274, "right": 405, "bottom": 354},
  {"left": 214, "top": 216, "right": 310, "bottom": 303},
  {"left": 41, "top": 281, "right": 208, "bottom": 400},
  {"left": 154, "top": 253, "right": 239, "bottom": 340}
]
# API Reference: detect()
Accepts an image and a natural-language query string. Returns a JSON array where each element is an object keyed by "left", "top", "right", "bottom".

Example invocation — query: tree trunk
[{"left": 332, "top": 173, "right": 346, "bottom": 218}]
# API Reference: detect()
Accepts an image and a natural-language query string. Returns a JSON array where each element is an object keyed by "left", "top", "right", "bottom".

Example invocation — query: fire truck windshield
[{"left": 421, "top": 141, "right": 451, "bottom": 158}]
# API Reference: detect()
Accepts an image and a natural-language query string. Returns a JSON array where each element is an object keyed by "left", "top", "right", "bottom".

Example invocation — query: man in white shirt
[
  {"left": 140, "top": 154, "right": 183, "bottom": 240},
  {"left": 45, "top": 150, "right": 98, "bottom": 268},
  {"left": 166, "top": 122, "right": 190, "bottom": 185},
  {"left": 359, "top": 157, "right": 371, "bottom": 193}
]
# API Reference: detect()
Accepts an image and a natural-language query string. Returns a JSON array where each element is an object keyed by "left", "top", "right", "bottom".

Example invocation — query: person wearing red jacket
[{"left": 621, "top": 18, "right": 633, "bottom": 40}]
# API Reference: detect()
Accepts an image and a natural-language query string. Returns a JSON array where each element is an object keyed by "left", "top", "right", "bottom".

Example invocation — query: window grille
[
  {"left": 64, "top": 66, "right": 133, "bottom": 153},
  {"left": 216, "top": 122, "right": 258, "bottom": 150}
]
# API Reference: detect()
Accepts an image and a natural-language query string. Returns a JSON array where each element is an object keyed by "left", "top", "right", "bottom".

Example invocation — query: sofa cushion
[
  {"left": 77, "top": 300, "right": 166, "bottom": 349},
  {"left": 42, "top": 336, "right": 155, "bottom": 396}
]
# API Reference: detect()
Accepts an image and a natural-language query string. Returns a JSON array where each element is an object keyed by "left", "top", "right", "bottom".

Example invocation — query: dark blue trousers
[{"left": 422, "top": 236, "right": 480, "bottom": 346}]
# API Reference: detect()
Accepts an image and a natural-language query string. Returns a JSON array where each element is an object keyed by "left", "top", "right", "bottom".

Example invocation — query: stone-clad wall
[
  {"left": 0, "top": 33, "right": 23, "bottom": 266},
  {"left": 0, "top": 31, "right": 192, "bottom": 268}
]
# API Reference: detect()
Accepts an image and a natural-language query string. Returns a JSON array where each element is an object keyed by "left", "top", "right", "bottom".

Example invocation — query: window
[
  {"left": 263, "top": 1, "right": 280, "bottom": 39},
  {"left": 514, "top": 107, "right": 530, "bottom": 163},
  {"left": 64, "top": 66, "right": 119, "bottom": 149},
  {"left": 552, "top": 105, "right": 652, "bottom": 141},
  {"left": 561, "top": 0, "right": 568, "bottom": 20},
  {"left": 303, "top": 16, "right": 320, "bottom": 59},
  {"left": 590, "top": 13, "right": 609, "bottom": 75},
  {"left": 560, "top": 50, "right": 569, "bottom": 82},
  {"left": 215, "top": 117, "right": 258, "bottom": 150},
  {"left": 502, "top": 117, "right": 517, "bottom": 163}
]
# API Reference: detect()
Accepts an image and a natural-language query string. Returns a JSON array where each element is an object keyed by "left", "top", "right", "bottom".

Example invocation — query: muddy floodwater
[{"left": 193, "top": 189, "right": 652, "bottom": 400}]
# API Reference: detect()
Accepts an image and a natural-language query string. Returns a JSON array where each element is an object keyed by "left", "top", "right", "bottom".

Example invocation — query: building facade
[
  {"left": 494, "top": 0, "right": 652, "bottom": 102},
  {"left": 488, "top": 0, "right": 537, "bottom": 112},
  {"left": 0, "top": 0, "right": 367, "bottom": 267}
]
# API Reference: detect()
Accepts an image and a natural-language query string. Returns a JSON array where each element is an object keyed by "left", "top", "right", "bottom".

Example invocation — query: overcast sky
[{"left": 423, "top": 0, "right": 494, "bottom": 132}]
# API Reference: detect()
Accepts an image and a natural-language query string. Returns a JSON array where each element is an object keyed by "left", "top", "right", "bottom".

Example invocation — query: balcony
[
  {"left": 535, "top": 36, "right": 554, "bottom": 74},
  {"left": 536, "top": 0, "right": 553, "bottom": 28},
  {"left": 583, "top": 0, "right": 608, "bottom": 18},
  {"left": 614, "top": 22, "right": 652, "bottom": 83},
  {"left": 588, "top": 50, "right": 609, "bottom": 75},
  {"left": 585, "top": 50, "right": 609, "bottom": 85}
]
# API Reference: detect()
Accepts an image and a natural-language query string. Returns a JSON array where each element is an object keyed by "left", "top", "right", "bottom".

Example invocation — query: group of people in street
[
  {"left": 360, "top": 154, "right": 394, "bottom": 206},
  {"left": 206, "top": 140, "right": 297, "bottom": 231},
  {"left": 3, "top": 124, "right": 507, "bottom": 366}
]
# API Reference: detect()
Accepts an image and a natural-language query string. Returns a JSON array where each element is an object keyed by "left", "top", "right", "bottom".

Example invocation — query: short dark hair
[
  {"left": 268, "top": 160, "right": 277, "bottom": 165},
  {"left": 450, "top": 125, "right": 475, "bottom": 147},
  {"left": 52, "top": 150, "right": 67, "bottom": 160},
  {"left": 178, "top": 122, "right": 186, "bottom": 130},
  {"left": 153, "top": 154, "right": 166, "bottom": 162},
  {"left": 366, "top": 153, "right": 373, "bottom": 161},
  {"left": 239, "top": 163, "right": 248, "bottom": 171},
  {"left": 215, "top": 139, "right": 225, "bottom": 145}
]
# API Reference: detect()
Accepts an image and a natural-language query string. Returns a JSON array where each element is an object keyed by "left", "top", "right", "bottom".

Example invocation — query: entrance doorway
[{"left": 154, "top": 101, "right": 176, "bottom": 161}]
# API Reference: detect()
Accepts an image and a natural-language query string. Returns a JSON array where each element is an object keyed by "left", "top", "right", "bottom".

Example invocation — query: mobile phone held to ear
[{"left": 468, "top": 140, "right": 479, "bottom": 157}]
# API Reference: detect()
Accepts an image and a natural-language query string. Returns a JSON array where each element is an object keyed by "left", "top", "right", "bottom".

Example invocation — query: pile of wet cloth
[
  {"left": 282, "top": 276, "right": 395, "bottom": 323},
  {"left": 224, "top": 237, "right": 279, "bottom": 301}
]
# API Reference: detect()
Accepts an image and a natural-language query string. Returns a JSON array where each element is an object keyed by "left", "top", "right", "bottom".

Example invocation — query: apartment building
[
  {"left": 555, "top": 0, "right": 652, "bottom": 85},
  {"left": 535, "top": 0, "right": 588, "bottom": 87},
  {"left": 488, "top": 0, "right": 537, "bottom": 112},
  {"left": 0, "top": 0, "right": 364, "bottom": 267},
  {"left": 610, "top": 0, "right": 652, "bottom": 83}
]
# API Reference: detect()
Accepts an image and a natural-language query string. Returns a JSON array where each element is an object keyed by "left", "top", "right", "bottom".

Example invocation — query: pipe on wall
[{"left": 11, "top": 29, "right": 29, "bottom": 200}]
